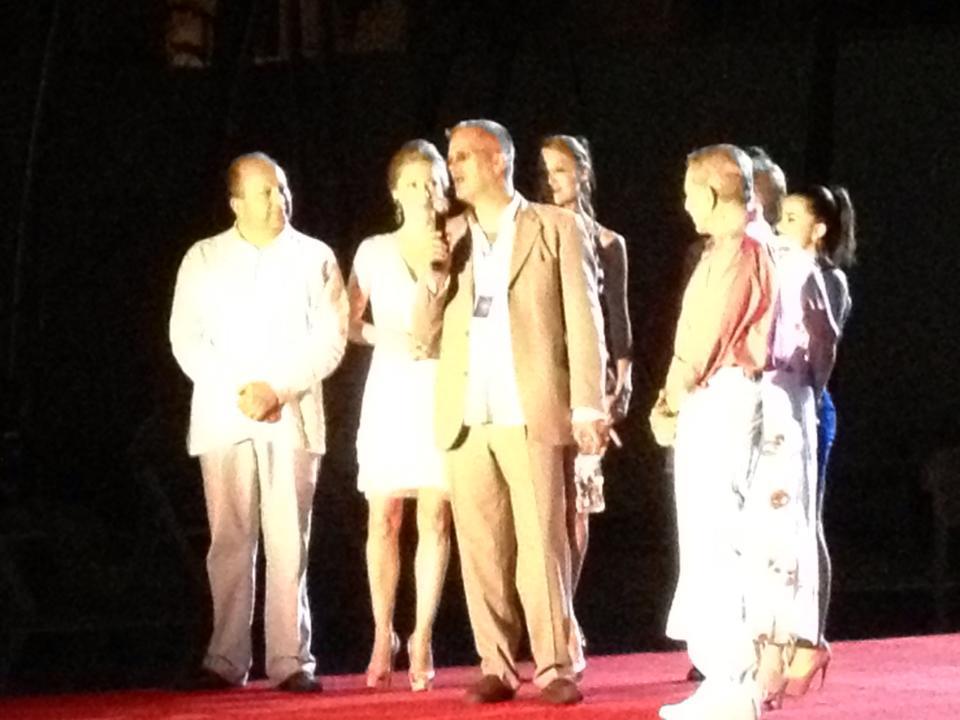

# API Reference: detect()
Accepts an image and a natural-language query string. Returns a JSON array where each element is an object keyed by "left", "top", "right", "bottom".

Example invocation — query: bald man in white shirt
[{"left": 170, "top": 152, "right": 347, "bottom": 692}]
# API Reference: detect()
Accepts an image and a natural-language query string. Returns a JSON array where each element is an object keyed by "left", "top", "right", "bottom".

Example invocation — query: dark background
[{"left": 2, "top": 0, "right": 960, "bottom": 695}]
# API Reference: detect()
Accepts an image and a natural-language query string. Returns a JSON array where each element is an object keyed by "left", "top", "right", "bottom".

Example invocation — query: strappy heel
[
  {"left": 407, "top": 635, "right": 435, "bottom": 692},
  {"left": 785, "top": 641, "right": 831, "bottom": 697},
  {"left": 366, "top": 631, "right": 400, "bottom": 689}
]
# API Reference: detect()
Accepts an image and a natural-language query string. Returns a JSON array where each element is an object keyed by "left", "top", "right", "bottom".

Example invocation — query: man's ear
[
  {"left": 493, "top": 151, "right": 508, "bottom": 178},
  {"left": 229, "top": 196, "right": 240, "bottom": 217},
  {"left": 709, "top": 187, "right": 719, "bottom": 210}
]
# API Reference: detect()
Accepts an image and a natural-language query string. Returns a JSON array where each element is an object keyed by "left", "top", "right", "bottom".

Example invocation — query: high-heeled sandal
[
  {"left": 785, "top": 641, "right": 831, "bottom": 697},
  {"left": 406, "top": 636, "right": 435, "bottom": 692},
  {"left": 365, "top": 631, "right": 400, "bottom": 689}
]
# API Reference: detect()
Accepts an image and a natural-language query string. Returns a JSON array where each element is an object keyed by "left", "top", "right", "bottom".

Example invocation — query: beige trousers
[
  {"left": 199, "top": 439, "right": 319, "bottom": 685},
  {"left": 446, "top": 424, "right": 578, "bottom": 689}
]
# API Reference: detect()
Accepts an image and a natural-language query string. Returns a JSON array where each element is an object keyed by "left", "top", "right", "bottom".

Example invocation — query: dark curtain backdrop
[{"left": 2, "top": 0, "right": 959, "bottom": 694}]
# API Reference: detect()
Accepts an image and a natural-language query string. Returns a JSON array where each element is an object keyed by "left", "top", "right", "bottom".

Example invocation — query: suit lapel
[{"left": 509, "top": 199, "right": 541, "bottom": 288}]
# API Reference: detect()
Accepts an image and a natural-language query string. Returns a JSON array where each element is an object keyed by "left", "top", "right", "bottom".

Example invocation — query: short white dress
[{"left": 352, "top": 233, "right": 447, "bottom": 497}]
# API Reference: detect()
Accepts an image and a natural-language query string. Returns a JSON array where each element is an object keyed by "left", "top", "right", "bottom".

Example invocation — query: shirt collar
[
  {"left": 229, "top": 222, "right": 294, "bottom": 251},
  {"left": 468, "top": 192, "right": 523, "bottom": 242}
]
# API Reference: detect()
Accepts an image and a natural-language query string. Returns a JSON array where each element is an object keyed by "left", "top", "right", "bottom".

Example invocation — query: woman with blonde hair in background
[{"left": 540, "top": 134, "right": 633, "bottom": 670}]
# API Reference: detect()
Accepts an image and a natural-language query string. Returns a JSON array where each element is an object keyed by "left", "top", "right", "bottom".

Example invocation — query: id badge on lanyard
[
  {"left": 473, "top": 295, "right": 493, "bottom": 318},
  {"left": 473, "top": 238, "right": 498, "bottom": 318}
]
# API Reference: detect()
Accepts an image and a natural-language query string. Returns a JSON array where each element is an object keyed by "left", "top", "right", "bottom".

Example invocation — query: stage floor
[{"left": 2, "top": 634, "right": 957, "bottom": 719}]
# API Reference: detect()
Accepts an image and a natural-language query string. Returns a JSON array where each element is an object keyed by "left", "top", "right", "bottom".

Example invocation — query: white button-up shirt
[
  {"left": 169, "top": 225, "right": 347, "bottom": 456},
  {"left": 463, "top": 193, "right": 525, "bottom": 426}
]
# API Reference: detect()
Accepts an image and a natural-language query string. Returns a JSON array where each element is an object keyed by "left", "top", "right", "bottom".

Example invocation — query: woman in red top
[{"left": 651, "top": 144, "right": 776, "bottom": 720}]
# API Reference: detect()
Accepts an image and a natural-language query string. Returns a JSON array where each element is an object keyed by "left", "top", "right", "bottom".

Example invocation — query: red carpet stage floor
[{"left": 2, "top": 634, "right": 958, "bottom": 719}]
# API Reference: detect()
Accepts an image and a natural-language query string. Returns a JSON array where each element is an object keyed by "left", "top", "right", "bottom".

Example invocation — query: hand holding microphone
[{"left": 428, "top": 198, "right": 452, "bottom": 277}]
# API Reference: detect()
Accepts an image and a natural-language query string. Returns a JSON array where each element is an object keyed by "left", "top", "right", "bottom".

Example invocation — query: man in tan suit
[{"left": 412, "top": 119, "right": 607, "bottom": 705}]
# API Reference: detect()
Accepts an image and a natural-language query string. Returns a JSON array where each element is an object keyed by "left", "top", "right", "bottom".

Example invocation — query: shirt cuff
[{"left": 571, "top": 407, "right": 605, "bottom": 423}]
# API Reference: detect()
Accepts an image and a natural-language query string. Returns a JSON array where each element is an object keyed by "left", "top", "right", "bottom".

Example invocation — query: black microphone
[{"left": 430, "top": 199, "right": 450, "bottom": 272}]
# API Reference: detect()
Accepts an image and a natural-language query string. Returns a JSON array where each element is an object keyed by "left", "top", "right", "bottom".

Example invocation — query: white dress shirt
[
  {"left": 464, "top": 193, "right": 526, "bottom": 426},
  {"left": 170, "top": 225, "right": 347, "bottom": 456}
]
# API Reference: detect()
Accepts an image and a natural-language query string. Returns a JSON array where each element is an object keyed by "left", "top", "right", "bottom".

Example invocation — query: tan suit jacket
[{"left": 412, "top": 195, "right": 606, "bottom": 449}]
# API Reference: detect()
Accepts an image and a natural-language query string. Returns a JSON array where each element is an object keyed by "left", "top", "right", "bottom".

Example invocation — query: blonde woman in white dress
[{"left": 347, "top": 140, "right": 452, "bottom": 692}]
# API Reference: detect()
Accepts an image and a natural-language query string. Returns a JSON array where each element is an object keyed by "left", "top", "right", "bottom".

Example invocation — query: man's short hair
[
  {"left": 447, "top": 119, "right": 516, "bottom": 176},
  {"left": 745, "top": 146, "right": 787, "bottom": 225},
  {"left": 686, "top": 144, "right": 754, "bottom": 206},
  {"left": 226, "top": 152, "right": 281, "bottom": 200}
]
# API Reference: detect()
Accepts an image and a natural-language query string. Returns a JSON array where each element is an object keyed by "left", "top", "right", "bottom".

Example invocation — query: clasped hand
[
  {"left": 648, "top": 390, "right": 678, "bottom": 447},
  {"left": 238, "top": 381, "right": 282, "bottom": 423}
]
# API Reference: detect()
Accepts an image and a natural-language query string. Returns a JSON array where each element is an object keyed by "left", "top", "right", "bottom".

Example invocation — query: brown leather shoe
[
  {"left": 277, "top": 670, "right": 322, "bottom": 693},
  {"left": 540, "top": 677, "right": 583, "bottom": 705},
  {"left": 464, "top": 674, "right": 515, "bottom": 703}
]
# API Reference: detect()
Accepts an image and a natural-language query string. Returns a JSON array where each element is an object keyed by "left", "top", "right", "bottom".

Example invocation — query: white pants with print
[
  {"left": 666, "top": 368, "right": 763, "bottom": 711},
  {"left": 746, "top": 370, "right": 819, "bottom": 645}
]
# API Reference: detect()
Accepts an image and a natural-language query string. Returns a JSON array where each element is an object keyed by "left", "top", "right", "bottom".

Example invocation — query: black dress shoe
[
  {"left": 277, "top": 670, "right": 322, "bottom": 693},
  {"left": 178, "top": 668, "right": 236, "bottom": 691},
  {"left": 686, "top": 665, "right": 705, "bottom": 682},
  {"left": 464, "top": 674, "right": 515, "bottom": 703},
  {"left": 540, "top": 678, "right": 583, "bottom": 705}
]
